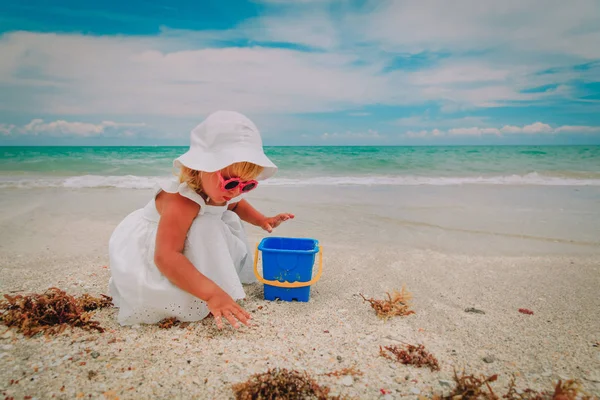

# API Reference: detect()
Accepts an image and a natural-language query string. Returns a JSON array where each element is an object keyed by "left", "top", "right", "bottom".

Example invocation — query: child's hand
[
  {"left": 206, "top": 289, "right": 252, "bottom": 329},
  {"left": 260, "top": 213, "right": 295, "bottom": 233}
]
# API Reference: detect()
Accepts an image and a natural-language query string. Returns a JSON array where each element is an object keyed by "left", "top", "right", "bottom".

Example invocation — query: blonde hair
[{"left": 178, "top": 162, "right": 264, "bottom": 194}]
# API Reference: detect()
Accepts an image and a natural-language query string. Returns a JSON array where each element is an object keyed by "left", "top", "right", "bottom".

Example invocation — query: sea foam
[{"left": 1, "top": 172, "right": 600, "bottom": 189}]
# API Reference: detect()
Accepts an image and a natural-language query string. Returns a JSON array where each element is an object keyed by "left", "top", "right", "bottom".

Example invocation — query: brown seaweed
[
  {"left": 359, "top": 287, "right": 415, "bottom": 319},
  {"left": 323, "top": 366, "right": 364, "bottom": 377},
  {"left": 232, "top": 368, "right": 342, "bottom": 400},
  {"left": 0, "top": 287, "right": 113, "bottom": 337},
  {"left": 158, "top": 317, "right": 180, "bottom": 329},
  {"left": 379, "top": 343, "right": 440, "bottom": 371},
  {"left": 157, "top": 317, "right": 190, "bottom": 329},
  {"left": 504, "top": 377, "right": 597, "bottom": 400},
  {"left": 432, "top": 370, "right": 598, "bottom": 400},
  {"left": 436, "top": 370, "right": 500, "bottom": 399},
  {"left": 77, "top": 293, "right": 113, "bottom": 312}
]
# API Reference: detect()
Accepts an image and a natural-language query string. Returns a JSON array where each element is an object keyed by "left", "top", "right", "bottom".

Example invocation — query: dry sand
[{"left": 1, "top": 187, "right": 599, "bottom": 399}]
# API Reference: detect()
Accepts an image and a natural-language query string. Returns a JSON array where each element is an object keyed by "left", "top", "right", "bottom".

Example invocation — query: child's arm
[
  {"left": 154, "top": 193, "right": 251, "bottom": 329},
  {"left": 229, "top": 199, "right": 294, "bottom": 233}
]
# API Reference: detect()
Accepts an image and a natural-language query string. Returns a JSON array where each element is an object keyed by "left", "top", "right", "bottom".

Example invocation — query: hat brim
[{"left": 173, "top": 145, "right": 277, "bottom": 181}]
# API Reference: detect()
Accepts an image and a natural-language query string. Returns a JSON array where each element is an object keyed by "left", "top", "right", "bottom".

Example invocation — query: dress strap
[
  {"left": 177, "top": 183, "right": 208, "bottom": 207},
  {"left": 155, "top": 178, "right": 208, "bottom": 215}
]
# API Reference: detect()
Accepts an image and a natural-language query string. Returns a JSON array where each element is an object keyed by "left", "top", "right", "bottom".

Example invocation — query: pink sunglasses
[{"left": 217, "top": 171, "right": 258, "bottom": 193}]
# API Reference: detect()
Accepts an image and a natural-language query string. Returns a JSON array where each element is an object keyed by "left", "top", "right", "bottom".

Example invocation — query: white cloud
[
  {"left": 419, "top": 84, "right": 543, "bottom": 108},
  {"left": 0, "top": 124, "right": 15, "bottom": 136},
  {"left": 405, "top": 130, "right": 427, "bottom": 138},
  {"left": 406, "top": 122, "right": 600, "bottom": 137},
  {"left": 448, "top": 127, "right": 501, "bottom": 136},
  {"left": 449, "top": 122, "right": 568, "bottom": 136},
  {"left": 12, "top": 119, "right": 146, "bottom": 137},
  {"left": 100, "top": 121, "right": 147, "bottom": 128},
  {"left": 0, "top": 1, "right": 598, "bottom": 140},
  {"left": 499, "top": 125, "right": 522, "bottom": 134},
  {"left": 410, "top": 64, "right": 510, "bottom": 85},
  {"left": 359, "top": 0, "right": 600, "bottom": 58},
  {"left": 321, "top": 129, "right": 380, "bottom": 140},
  {"left": 0, "top": 27, "right": 579, "bottom": 122},
  {"left": 498, "top": 122, "right": 553, "bottom": 134},
  {"left": 239, "top": 13, "right": 338, "bottom": 50},
  {"left": 23, "top": 119, "right": 102, "bottom": 136},
  {"left": 405, "top": 129, "right": 443, "bottom": 138},
  {"left": 393, "top": 116, "right": 424, "bottom": 126},
  {"left": 521, "top": 122, "right": 553, "bottom": 134},
  {"left": 0, "top": 31, "right": 395, "bottom": 117},
  {"left": 554, "top": 125, "right": 600, "bottom": 134},
  {"left": 393, "top": 115, "right": 487, "bottom": 127}
]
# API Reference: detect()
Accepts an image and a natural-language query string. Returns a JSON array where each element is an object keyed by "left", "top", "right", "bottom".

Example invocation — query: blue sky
[{"left": 0, "top": 0, "right": 599, "bottom": 145}]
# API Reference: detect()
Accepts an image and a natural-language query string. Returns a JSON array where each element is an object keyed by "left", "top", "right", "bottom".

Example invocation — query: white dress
[{"left": 108, "top": 178, "right": 257, "bottom": 326}]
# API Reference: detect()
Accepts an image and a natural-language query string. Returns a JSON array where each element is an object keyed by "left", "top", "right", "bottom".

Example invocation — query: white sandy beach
[{"left": 1, "top": 185, "right": 599, "bottom": 399}]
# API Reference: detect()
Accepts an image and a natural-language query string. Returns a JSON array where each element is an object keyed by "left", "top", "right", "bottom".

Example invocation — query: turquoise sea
[{"left": 1, "top": 145, "right": 599, "bottom": 188}]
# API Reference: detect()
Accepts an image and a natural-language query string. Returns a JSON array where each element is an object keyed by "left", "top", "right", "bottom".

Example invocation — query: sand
[{"left": 1, "top": 186, "right": 599, "bottom": 399}]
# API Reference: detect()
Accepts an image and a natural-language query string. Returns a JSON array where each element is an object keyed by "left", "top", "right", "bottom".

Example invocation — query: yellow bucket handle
[{"left": 253, "top": 243, "right": 323, "bottom": 288}]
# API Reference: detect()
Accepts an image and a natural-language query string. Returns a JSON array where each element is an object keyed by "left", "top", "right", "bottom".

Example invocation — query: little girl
[{"left": 108, "top": 110, "right": 294, "bottom": 329}]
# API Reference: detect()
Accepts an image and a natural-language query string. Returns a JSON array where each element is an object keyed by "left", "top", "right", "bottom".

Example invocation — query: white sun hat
[{"left": 173, "top": 110, "right": 277, "bottom": 180}]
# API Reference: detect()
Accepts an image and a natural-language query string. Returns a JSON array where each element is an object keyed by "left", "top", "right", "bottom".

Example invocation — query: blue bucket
[{"left": 253, "top": 237, "right": 323, "bottom": 302}]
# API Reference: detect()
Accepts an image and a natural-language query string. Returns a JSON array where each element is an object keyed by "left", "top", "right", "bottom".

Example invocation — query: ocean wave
[
  {"left": 0, "top": 175, "right": 170, "bottom": 189},
  {"left": 267, "top": 173, "right": 600, "bottom": 186},
  {"left": 1, "top": 172, "right": 600, "bottom": 189}
]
